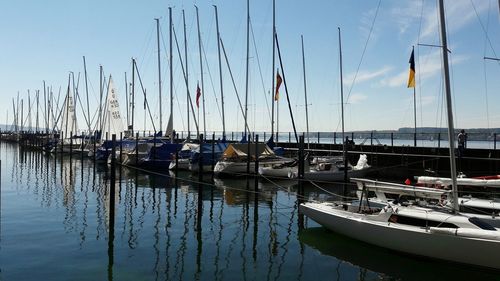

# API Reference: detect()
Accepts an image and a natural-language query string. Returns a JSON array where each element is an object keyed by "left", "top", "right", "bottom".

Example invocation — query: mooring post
[
  {"left": 60, "top": 131, "right": 64, "bottom": 161},
  {"left": 108, "top": 133, "right": 116, "bottom": 274},
  {"left": 391, "top": 132, "right": 394, "bottom": 147},
  {"left": 298, "top": 134, "right": 305, "bottom": 195},
  {"left": 288, "top": 132, "right": 291, "bottom": 143},
  {"left": 199, "top": 134, "right": 204, "bottom": 182},
  {"left": 135, "top": 132, "right": 139, "bottom": 166},
  {"left": 438, "top": 133, "right": 441, "bottom": 148},
  {"left": 317, "top": 132, "right": 320, "bottom": 144},
  {"left": 495, "top": 133, "right": 497, "bottom": 150},
  {"left": 153, "top": 132, "right": 157, "bottom": 160},
  {"left": 69, "top": 131, "right": 73, "bottom": 161},
  {"left": 254, "top": 134, "right": 259, "bottom": 192},
  {"left": 254, "top": 134, "right": 259, "bottom": 176},
  {"left": 93, "top": 130, "right": 97, "bottom": 162},
  {"left": 334, "top": 132, "right": 336, "bottom": 144},
  {"left": 370, "top": 131, "right": 373, "bottom": 146},
  {"left": 247, "top": 134, "right": 251, "bottom": 175},
  {"left": 119, "top": 132, "right": 123, "bottom": 165},
  {"left": 212, "top": 133, "right": 215, "bottom": 178}
]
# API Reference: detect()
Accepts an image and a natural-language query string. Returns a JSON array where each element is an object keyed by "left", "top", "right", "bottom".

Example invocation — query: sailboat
[
  {"left": 52, "top": 75, "right": 83, "bottom": 154},
  {"left": 92, "top": 75, "right": 130, "bottom": 161},
  {"left": 299, "top": 0, "right": 500, "bottom": 270}
]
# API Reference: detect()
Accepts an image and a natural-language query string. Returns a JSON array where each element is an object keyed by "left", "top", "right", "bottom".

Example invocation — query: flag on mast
[
  {"left": 196, "top": 83, "right": 201, "bottom": 108},
  {"left": 275, "top": 70, "right": 282, "bottom": 101},
  {"left": 407, "top": 49, "right": 415, "bottom": 88}
]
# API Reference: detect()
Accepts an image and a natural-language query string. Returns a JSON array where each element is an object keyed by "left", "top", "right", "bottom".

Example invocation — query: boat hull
[{"left": 300, "top": 202, "right": 500, "bottom": 270}]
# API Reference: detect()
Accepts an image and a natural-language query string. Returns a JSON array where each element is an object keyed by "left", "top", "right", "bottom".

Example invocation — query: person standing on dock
[{"left": 458, "top": 129, "right": 467, "bottom": 157}]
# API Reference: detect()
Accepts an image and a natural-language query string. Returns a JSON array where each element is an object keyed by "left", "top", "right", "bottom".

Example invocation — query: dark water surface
[{"left": 0, "top": 143, "right": 498, "bottom": 281}]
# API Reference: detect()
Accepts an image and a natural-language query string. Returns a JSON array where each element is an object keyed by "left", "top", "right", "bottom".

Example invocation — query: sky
[{"left": 1, "top": 0, "right": 500, "bottom": 135}]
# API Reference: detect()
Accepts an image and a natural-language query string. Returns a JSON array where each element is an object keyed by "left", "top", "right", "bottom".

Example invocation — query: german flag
[{"left": 407, "top": 49, "right": 415, "bottom": 88}]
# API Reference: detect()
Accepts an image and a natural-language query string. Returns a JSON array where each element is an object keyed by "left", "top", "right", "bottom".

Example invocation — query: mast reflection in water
[{"left": 0, "top": 142, "right": 498, "bottom": 280}]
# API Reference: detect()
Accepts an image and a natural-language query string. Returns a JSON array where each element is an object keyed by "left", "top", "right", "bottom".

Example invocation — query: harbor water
[{"left": 0, "top": 142, "right": 498, "bottom": 280}]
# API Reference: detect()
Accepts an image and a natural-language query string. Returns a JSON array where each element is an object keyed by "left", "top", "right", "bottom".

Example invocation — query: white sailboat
[{"left": 300, "top": 0, "right": 500, "bottom": 270}]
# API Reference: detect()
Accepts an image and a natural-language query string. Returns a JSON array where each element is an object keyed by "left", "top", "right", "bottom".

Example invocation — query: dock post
[
  {"left": 370, "top": 131, "right": 373, "bottom": 146},
  {"left": 135, "top": 132, "right": 139, "bottom": 166},
  {"left": 334, "top": 132, "right": 336, "bottom": 144},
  {"left": 119, "top": 132, "right": 123, "bottom": 165},
  {"left": 108, "top": 133, "right": 116, "bottom": 275},
  {"left": 438, "top": 133, "right": 441, "bottom": 148},
  {"left": 247, "top": 134, "right": 251, "bottom": 175},
  {"left": 199, "top": 134, "right": 204, "bottom": 182},
  {"left": 298, "top": 135, "right": 305, "bottom": 194},
  {"left": 212, "top": 133, "right": 215, "bottom": 178},
  {"left": 288, "top": 132, "right": 291, "bottom": 143},
  {"left": 254, "top": 134, "right": 259, "bottom": 191},
  {"left": 317, "top": 132, "right": 320, "bottom": 144},
  {"left": 391, "top": 132, "right": 394, "bottom": 147},
  {"left": 153, "top": 131, "right": 157, "bottom": 160},
  {"left": 60, "top": 131, "right": 64, "bottom": 161},
  {"left": 70, "top": 131, "right": 73, "bottom": 162},
  {"left": 93, "top": 130, "right": 97, "bottom": 162},
  {"left": 254, "top": 134, "right": 259, "bottom": 176},
  {"left": 495, "top": 133, "right": 497, "bottom": 150}
]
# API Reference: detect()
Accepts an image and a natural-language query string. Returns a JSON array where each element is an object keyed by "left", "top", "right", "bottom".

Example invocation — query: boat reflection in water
[
  {"left": 299, "top": 227, "right": 500, "bottom": 280},
  {"left": 3, "top": 142, "right": 499, "bottom": 280}
]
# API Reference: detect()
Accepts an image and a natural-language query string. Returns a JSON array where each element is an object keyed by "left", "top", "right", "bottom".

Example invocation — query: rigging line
[
  {"left": 201, "top": 35, "right": 223, "bottom": 122},
  {"left": 172, "top": 26, "right": 200, "bottom": 134},
  {"left": 470, "top": 0, "right": 499, "bottom": 62},
  {"left": 345, "top": 0, "right": 382, "bottom": 103},
  {"left": 249, "top": 18, "right": 272, "bottom": 123}
]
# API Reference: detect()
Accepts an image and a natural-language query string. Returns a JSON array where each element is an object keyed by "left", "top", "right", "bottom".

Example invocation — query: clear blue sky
[{"left": 1, "top": 0, "right": 499, "bottom": 134}]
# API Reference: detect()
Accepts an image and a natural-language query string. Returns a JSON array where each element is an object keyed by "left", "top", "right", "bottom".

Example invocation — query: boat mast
[
  {"left": 438, "top": 0, "right": 459, "bottom": 213},
  {"left": 338, "top": 27, "right": 347, "bottom": 183},
  {"left": 155, "top": 18, "right": 162, "bottom": 135},
  {"left": 125, "top": 71, "right": 129, "bottom": 131},
  {"left": 214, "top": 5, "right": 226, "bottom": 140},
  {"left": 169, "top": 7, "right": 174, "bottom": 143},
  {"left": 183, "top": 10, "right": 190, "bottom": 140},
  {"left": 83, "top": 56, "right": 91, "bottom": 135},
  {"left": 131, "top": 58, "right": 136, "bottom": 133},
  {"left": 195, "top": 5, "right": 206, "bottom": 137},
  {"left": 99, "top": 65, "right": 103, "bottom": 139},
  {"left": 271, "top": 0, "right": 276, "bottom": 140},
  {"left": 301, "top": 35, "right": 310, "bottom": 149},
  {"left": 244, "top": 0, "right": 250, "bottom": 140}
]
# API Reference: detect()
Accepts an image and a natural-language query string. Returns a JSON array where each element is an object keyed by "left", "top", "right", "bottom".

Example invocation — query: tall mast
[
  {"left": 125, "top": 72, "right": 129, "bottom": 130},
  {"left": 155, "top": 18, "right": 163, "bottom": 135},
  {"left": 271, "top": 0, "right": 276, "bottom": 139},
  {"left": 99, "top": 65, "right": 103, "bottom": 137},
  {"left": 169, "top": 7, "right": 174, "bottom": 142},
  {"left": 214, "top": 5, "right": 226, "bottom": 140},
  {"left": 195, "top": 5, "right": 206, "bottom": 136},
  {"left": 28, "top": 90, "right": 31, "bottom": 132},
  {"left": 183, "top": 10, "right": 190, "bottom": 139},
  {"left": 438, "top": 0, "right": 458, "bottom": 213},
  {"left": 301, "top": 35, "right": 310, "bottom": 149},
  {"left": 131, "top": 58, "right": 136, "bottom": 132},
  {"left": 36, "top": 90, "right": 39, "bottom": 132},
  {"left": 83, "top": 56, "right": 91, "bottom": 135},
  {"left": 338, "top": 27, "right": 347, "bottom": 183},
  {"left": 43, "top": 81, "right": 47, "bottom": 133},
  {"left": 244, "top": 0, "right": 250, "bottom": 139}
]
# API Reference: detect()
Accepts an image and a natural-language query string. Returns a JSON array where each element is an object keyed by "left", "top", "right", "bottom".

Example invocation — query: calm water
[{"left": 0, "top": 142, "right": 498, "bottom": 281}]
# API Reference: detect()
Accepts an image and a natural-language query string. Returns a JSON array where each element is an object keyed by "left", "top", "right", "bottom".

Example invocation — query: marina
[
  {"left": 1, "top": 142, "right": 500, "bottom": 280},
  {"left": 2, "top": 0, "right": 500, "bottom": 279}
]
